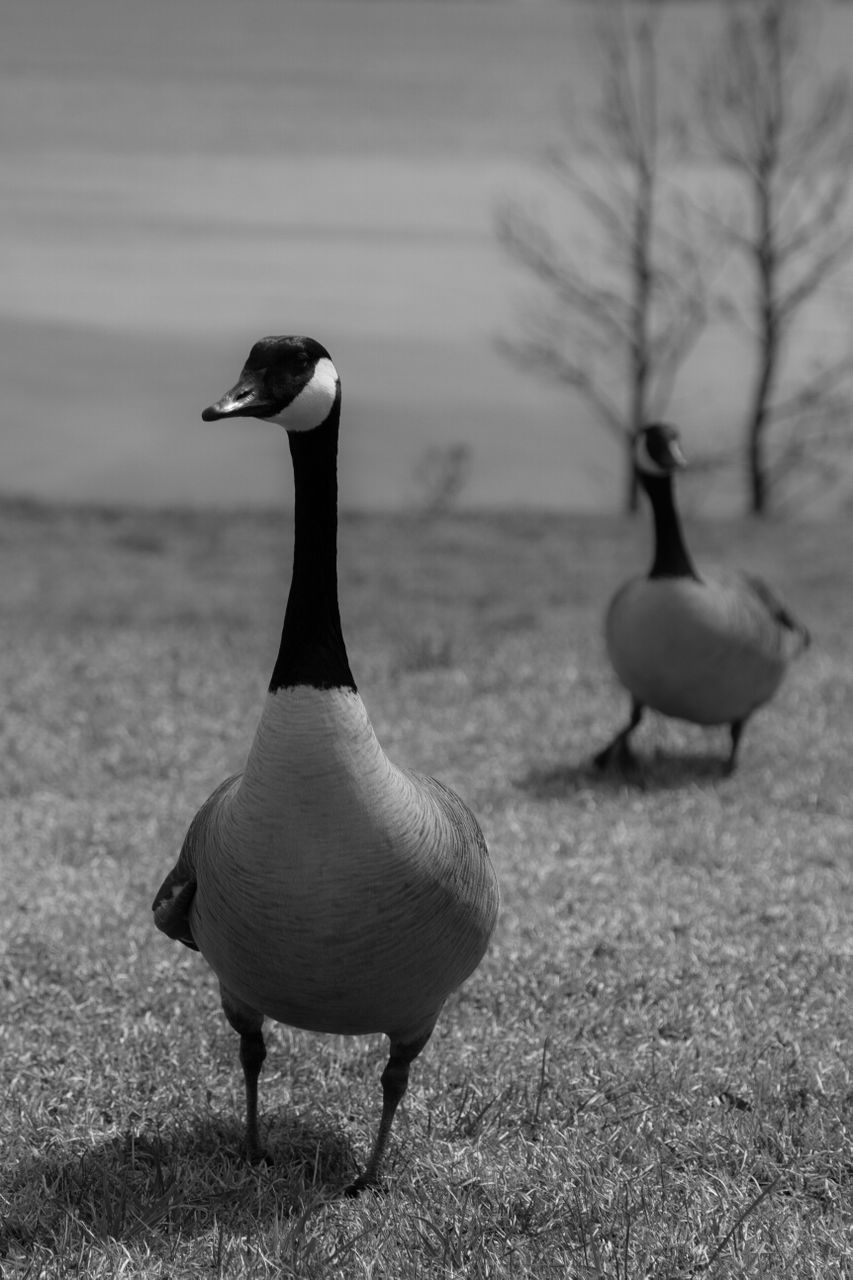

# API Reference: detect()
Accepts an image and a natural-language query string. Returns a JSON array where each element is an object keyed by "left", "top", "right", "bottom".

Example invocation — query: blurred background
[{"left": 3, "top": 0, "right": 853, "bottom": 515}]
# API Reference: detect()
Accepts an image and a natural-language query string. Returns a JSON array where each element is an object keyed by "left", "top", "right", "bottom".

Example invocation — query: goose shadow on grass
[
  {"left": 1, "top": 1116, "right": 357, "bottom": 1255},
  {"left": 516, "top": 749, "right": 730, "bottom": 799}
]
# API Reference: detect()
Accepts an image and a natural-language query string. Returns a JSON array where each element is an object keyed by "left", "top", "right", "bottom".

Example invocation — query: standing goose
[
  {"left": 153, "top": 336, "right": 499, "bottom": 1194},
  {"left": 593, "top": 423, "right": 810, "bottom": 776}
]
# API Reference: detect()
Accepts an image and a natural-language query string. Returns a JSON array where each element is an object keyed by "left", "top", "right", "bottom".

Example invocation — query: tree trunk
[
  {"left": 626, "top": 185, "right": 652, "bottom": 517},
  {"left": 625, "top": 436, "right": 641, "bottom": 514},
  {"left": 745, "top": 172, "right": 778, "bottom": 518},
  {"left": 744, "top": 297, "right": 779, "bottom": 516},
  {"left": 747, "top": 414, "right": 768, "bottom": 515},
  {"left": 745, "top": 351, "right": 775, "bottom": 516}
]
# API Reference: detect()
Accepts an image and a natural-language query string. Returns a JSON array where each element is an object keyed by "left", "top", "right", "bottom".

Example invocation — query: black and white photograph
[{"left": 1, "top": 1, "right": 851, "bottom": 1275}]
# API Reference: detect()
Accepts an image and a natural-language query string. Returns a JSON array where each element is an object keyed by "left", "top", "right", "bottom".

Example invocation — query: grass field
[{"left": 1, "top": 496, "right": 851, "bottom": 1277}]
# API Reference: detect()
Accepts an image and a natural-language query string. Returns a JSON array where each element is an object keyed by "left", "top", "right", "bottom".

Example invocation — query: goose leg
[
  {"left": 725, "top": 719, "right": 747, "bottom": 776},
  {"left": 593, "top": 699, "right": 644, "bottom": 772},
  {"left": 221, "top": 987, "right": 268, "bottom": 1163},
  {"left": 345, "top": 1029, "right": 433, "bottom": 1197}
]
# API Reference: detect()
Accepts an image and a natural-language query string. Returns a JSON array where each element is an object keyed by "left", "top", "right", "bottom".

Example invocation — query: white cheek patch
[
  {"left": 634, "top": 435, "right": 669, "bottom": 477},
  {"left": 268, "top": 358, "right": 339, "bottom": 432}
]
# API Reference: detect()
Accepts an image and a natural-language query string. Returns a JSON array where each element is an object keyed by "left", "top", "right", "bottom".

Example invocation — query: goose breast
[{"left": 188, "top": 688, "right": 497, "bottom": 1041}]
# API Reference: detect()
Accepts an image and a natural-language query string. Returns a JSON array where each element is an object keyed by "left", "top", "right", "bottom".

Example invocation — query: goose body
[
  {"left": 184, "top": 688, "right": 493, "bottom": 1041},
  {"left": 153, "top": 336, "right": 498, "bottom": 1192},
  {"left": 595, "top": 424, "right": 809, "bottom": 774},
  {"left": 605, "top": 574, "right": 790, "bottom": 725}
]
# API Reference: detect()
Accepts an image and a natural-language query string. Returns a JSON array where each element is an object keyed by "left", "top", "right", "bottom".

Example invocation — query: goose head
[
  {"left": 202, "top": 335, "right": 354, "bottom": 692},
  {"left": 633, "top": 423, "right": 687, "bottom": 482},
  {"left": 633, "top": 423, "right": 698, "bottom": 580},
  {"left": 202, "top": 336, "right": 340, "bottom": 433},
  {"left": 633, "top": 423, "right": 688, "bottom": 485}
]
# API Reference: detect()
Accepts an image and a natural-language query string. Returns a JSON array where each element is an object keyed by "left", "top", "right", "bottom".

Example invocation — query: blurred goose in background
[
  {"left": 153, "top": 336, "right": 499, "bottom": 1194},
  {"left": 593, "top": 423, "right": 810, "bottom": 776}
]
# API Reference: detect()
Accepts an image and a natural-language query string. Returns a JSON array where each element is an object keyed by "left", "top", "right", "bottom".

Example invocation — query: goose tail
[{"left": 741, "top": 572, "right": 810, "bottom": 658}]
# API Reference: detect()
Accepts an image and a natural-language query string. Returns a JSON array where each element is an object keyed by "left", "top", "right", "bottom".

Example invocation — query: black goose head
[
  {"left": 633, "top": 423, "right": 687, "bottom": 483},
  {"left": 203, "top": 335, "right": 354, "bottom": 692},
  {"left": 202, "top": 336, "right": 340, "bottom": 432}
]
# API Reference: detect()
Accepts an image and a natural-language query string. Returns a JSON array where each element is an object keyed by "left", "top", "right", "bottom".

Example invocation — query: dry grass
[{"left": 1, "top": 498, "right": 851, "bottom": 1278}]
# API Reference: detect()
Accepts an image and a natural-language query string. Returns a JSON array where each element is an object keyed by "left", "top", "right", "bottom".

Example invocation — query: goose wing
[
  {"left": 152, "top": 772, "right": 243, "bottom": 950},
  {"left": 739, "top": 573, "right": 811, "bottom": 651},
  {"left": 411, "top": 772, "right": 500, "bottom": 951}
]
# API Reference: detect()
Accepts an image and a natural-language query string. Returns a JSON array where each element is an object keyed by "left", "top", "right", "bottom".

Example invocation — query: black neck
[
  {"left": 641, "top": 474, "right": 700, "bottom": 581},
  {"left": 269, "top": 399, "right": 356, "bottom": 692}
]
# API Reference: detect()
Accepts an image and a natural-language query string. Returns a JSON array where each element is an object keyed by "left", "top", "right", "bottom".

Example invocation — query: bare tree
[
  {"left": 701, "top": 0, "right": 853, "bottom": 515},
  {"left": 496, "top": 2, "right": 716, "bottom": 513}
]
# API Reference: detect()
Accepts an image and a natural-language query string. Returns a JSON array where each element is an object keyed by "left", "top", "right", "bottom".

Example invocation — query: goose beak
[{"left": 202, "top": 371, "right": 270, "bottom": 421}]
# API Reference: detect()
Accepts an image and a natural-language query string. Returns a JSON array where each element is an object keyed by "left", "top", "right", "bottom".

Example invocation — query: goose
[
  {"left": 593, "top": 423, "right": 810, "bottom": 776},
  {"left": 152, "top": 336, "right": 499, "bottom": 1194}
]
